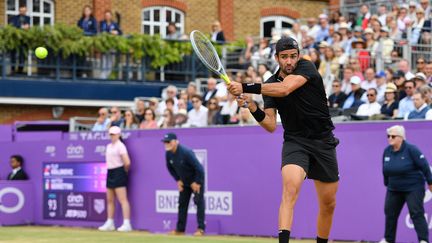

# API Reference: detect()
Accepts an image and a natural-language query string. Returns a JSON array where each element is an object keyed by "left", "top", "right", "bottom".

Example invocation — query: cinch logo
[
  {"left": 0, "top": 187, "right": 25, "bottom": 214},
  {"left": 66, "top": 145, "right": 84, "bottom": 159},
  {"left": 67, "top": 193, "right": 84, "bottom": 207}
]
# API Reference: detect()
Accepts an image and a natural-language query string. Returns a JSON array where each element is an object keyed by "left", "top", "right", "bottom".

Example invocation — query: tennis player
[{"left": 228, "top": 37, "right": 339, "bottom": 243}]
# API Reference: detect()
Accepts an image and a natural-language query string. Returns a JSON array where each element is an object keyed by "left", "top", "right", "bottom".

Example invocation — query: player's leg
[
  {"left": 279, "top": 164, "right": 306, "bottom": 241},
  {"left": 314, "top": 180, "right": 338, "bottom": 239},
  {"left": 176, "top": 185, "right": 193, "bottom": 232},
  {"left": 405, "top": 190, "right": 429, "bottom": 242},
  {"left": 383, "top": 190, "right": 405, "bottom": 243}
]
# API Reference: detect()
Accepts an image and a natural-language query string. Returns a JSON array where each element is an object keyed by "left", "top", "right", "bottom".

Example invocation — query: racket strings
[{"left": 192, "top": 32, "right": 221, "bottom": 72}]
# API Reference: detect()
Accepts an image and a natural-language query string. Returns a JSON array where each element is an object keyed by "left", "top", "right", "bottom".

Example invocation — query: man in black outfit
[
  {"left": 7, "top": 155, "right": 29, "bottom": 180},
  {"left": 228, "top": 37, "right": 339, "bottom": 243},
  {"left": 328, "top": 80, "right": 347, "bottom": 108},
  {"left": 162, "top": 133, "right": 206, "bottom": 236},
  {"left": 8, "top": 5, "right": 30, "bottom": 74}
]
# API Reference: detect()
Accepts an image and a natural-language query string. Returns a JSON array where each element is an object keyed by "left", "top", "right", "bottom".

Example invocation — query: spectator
[
  {"left": 250, "top": 38, "right": 272, "bottom": 69},
  {"left": 377, "top": 27, "right": 395, "bottom": 63},
  {"left": 220, "top": 93, "right": 239, "bottom": 124},
  {"left": 411, "top": 8, "right": 426, "bottom": 44},
  {"left": 319, "top": 46, "right": 340, "bottom": 95},
  {"left": 158, "top": 85, "right": 179, "bottom": 114},
  {"left": 109, "top": 106, "right": 124, "bottom": 127},
  {"left": 306, "top": 17, "right": 320, "bottom": 39},
  {"left": 393, "top": 70, "right": 407, "bottom": 100},
  {"left": 398, "top": 79, "right": 416, "bottom": 118},
  {"left": 177, "top": 98, "right": 188, "bottom": 113},
  {"left": 370, "top": 18, "right": 383, "bottom": 40},
  {"left": 418, "top": 85, "right": 432, "bottom": 106},
  {"left": 381, "top": 83, "right": 399, "bottom": 118},
  {"left": 77, "top": 5, "right": 98, "bottom": 36},
  {"left": 413, "top": 72, "right": 427, "bottom": 87},
  {"left": 165, "top": 22, "right": 182, "bottom": 40},
  {"left": 407, "top": 91, "right": 432, "bottom": 119},
  {"left": 186, "top": 82, "right": 198, "bottom": 111},
  {"left": 361, "top": 68, "right": 378, "bottom": 90},
  {"left": 375, "top": 71, "right": 387, "bottom": 104},
  {"left": 415, "top": 57, "right": 426, "bottom": 73},
  {"left": 258, "top": 63, "right": 272, "bottom": 82},
  {"left": 424, "top": 61, "right": 432, "bottom": 83},
  {"left": 202, "top": 77, "right": 219, "bottom": 106},
  {"left": 7, "top": 155, "right": 28, "bottom": 180},
  {"left": 408, "top": 1, "right": 418, "bottom": 21},
  {"left": 380, "top": 125, "right": 432, "bottom": 243},
  {"left": 351, "top": 38, "right": 370, "bottom": 72},
  {"left": 334, "top": 46, "right": 348, "bottom": 69},
  {"left": 98, "top": 126, "right": 132, "bottom": 232},
  {"left": 140, "top": 108, "right": 158, "bottom": 129},
  {"left": 330, "top": 32, "right": 344, "bottom": 50},
  {"left": 92, "top": 108, "right": 111, "bottom": 131},
  {"left": 174, "top": 109, "right": 188, "bottom": 127},
  {"left": 210, "top": 20, "right": 225, "bottom": 43},
  {"left": 364, "top": 28, "right": 376, "bottom": 52},
  {"left": 347, "top": 58, "right": 365, "bottom": 80},
  {"left": 165, "top": 98, "right": 175, "bottom": 113},
  {"left": 397, "top": 5, "right": 412, "bottom": 34},
  {"left": 356, "top": 4, "right": 371, "bottom": 29},
  {"left": 385, "top": 68, "right": 394, "bottom": 83},
  {"left": 341, "top": 66, "right": 355, "bottom": 94},
  {"left": 308, "top": 48, "right": 321, "bottom": 70},
  {"left": 316, "top": 14, "right": 330, "bottom": 43},
  {"left": 99, "top": 10, "right": 122, "bottom": 79},
  {"left": 378, "top": 4, "right": 388, "bottom": 26},
  {"left": 148, "top": 97, "right": 159, "bottom": 115},
  {"left": 342, "top": 76, "right": 366, "bottom": 109},
  {"left": 420, "top": 0, "right": 431, "bottom": 19},
  {"left": 238, "top": 107, "right": 256, "bottom": 126},
  {"left": 398, "top": 59, "right": 415, "bottom": 80},
  {"left": 356, "top": 88, "right": 381, "bottom": 117},
  {"left": 185, "top": 95, "right": 208, "bottom": 127},
  {"left": 8, "top": 5, "right": 30, "bottom": 74},
  {"left": 135, "top": 99, "right": 146, "bottom": 123},
  {"left": 328, "top": 80, "right": 347, "bottom": 108},
  {"left": 207, "top": 98, "right": 223, "bottom": 125},
  {"left": 160, "top": 109, "right": 176, "bottom": 128},
  {"left": 120, "top": 109, "right": 139, "bottom": 130}
]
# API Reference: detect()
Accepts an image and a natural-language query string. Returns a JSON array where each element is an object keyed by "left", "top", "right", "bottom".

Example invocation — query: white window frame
[
  {"left": 141, "top": 6, "right": 184, "bottom": 37},
  {"left": 260, "top": 16, "right": 295, "bottom": 38},
  {"left": 5, "top": 0, "right": 55, "bottom": 26}
]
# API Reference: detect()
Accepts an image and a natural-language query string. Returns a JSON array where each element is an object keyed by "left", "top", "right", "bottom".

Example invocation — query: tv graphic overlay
[{"left": 43, "top": 162, "right": 107, "bottom": 221}]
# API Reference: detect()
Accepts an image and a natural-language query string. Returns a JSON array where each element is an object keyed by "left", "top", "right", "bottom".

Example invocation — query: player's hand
[
  {"left": 191, "top": 182, "right": 201, "bottom": 194},
  {"left": 177, "top": 180, "right": 184, "bottom": 192},
  {"left": 236, "top": 94, "right": 253, "bottom": 109},
  {"left": 227, "top": 82, "right": 243, "bottom": 96}
]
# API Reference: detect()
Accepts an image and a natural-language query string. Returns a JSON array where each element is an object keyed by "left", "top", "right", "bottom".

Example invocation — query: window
[
  {"left": 260, "top": 16, "right": 295, "bottom": 38},
  {"left": 6, "top": 0, "right": 54, "bottom": 27},
  {"left": 142, "top": 6, "right": 184, "bottom": 37}
]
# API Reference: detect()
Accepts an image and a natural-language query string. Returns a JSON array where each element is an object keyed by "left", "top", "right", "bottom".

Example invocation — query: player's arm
[
  {"left": 238, "top": 96, "right": 277, "bottom": 133},
  {"left": 228, "top": 75, "right": 307, "bottom": 98}
]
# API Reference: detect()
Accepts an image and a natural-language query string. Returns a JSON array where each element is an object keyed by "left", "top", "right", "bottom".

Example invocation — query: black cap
[
  {"left": 161, "top": 132, "right": 177, "bottom": 142},
  {"left": 275, "top": 37, "right": 299, "bottom": 54}
]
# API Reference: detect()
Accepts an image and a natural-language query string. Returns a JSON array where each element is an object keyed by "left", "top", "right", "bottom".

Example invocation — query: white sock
[
  {"left": 106, "top": 218, "right": 114, "bottom": 224},
  {"left": 123, "top": 219, "right": 130, "bottom": 225}
]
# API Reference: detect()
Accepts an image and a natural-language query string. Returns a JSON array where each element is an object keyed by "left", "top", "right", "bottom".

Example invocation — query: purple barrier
[
  {"left": 15, "top": 131, "right": 63, "bottom": 141},
  {"left": 0, "top": 125, "right": 12, "bottom": 142},
  {"left": 0, "top": 182, "right": 34, "bottom": 225},
  {"left": 0, "top": 121, "right": 431, "bottom": 242}
]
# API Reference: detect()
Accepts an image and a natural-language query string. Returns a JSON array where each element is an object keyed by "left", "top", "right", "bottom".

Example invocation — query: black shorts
[
  {"left": 106, "top": 166, "right": 128, "bottom": 189},
  {"left": 281, "top": 136, "right": 339, "bottom": 182}
]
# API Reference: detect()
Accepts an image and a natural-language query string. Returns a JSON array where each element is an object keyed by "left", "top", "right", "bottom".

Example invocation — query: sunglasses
[
  {"left": 367, "top": 94, "right": 375, "bottom": 97},
  {"left": 387, "top": 135, "right": 399, "bottom": 139}
]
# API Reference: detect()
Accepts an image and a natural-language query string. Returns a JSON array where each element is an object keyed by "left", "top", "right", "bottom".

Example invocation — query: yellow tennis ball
[{"left": 35, "top": 47, "right": 48, "bottom": 59}]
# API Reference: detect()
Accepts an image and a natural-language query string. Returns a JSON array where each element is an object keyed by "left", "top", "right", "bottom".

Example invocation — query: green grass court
[{"left": 0, "top": 226, "right": 352, "bottom": 243}]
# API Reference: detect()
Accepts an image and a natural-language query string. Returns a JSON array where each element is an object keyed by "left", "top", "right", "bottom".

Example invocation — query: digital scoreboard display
[{"left": 43, "top": 162, "right": 107, "bottom": 221}]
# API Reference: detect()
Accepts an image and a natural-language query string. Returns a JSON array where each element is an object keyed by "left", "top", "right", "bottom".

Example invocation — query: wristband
[
  {"left": 242, "top": 83, "right": 262, "bottom": 94},
  {"left": 251, "top": 108, "right": 266, "bottom": 122}
]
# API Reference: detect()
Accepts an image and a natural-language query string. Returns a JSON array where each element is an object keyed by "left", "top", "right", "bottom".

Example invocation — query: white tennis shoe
[
  {"left": 117, "top": 223, "right": 132, "bottom": 232},
  {"left": 98, "top": 221, "right": 115, "bottom": 231}
]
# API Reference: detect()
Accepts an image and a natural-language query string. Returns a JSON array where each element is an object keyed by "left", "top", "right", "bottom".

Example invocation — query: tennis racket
[{"left": 190, "top": 30, "right": 231, "bottom": 84}]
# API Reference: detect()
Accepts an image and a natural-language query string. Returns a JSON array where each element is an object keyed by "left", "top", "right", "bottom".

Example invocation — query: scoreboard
[{"left": 43, "top": 162, "right": 107, "bottom": 221}]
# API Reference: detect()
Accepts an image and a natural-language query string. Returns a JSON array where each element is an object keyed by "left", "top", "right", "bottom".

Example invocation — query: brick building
[{"left": 1, "top": 0, "right": 338, "bottom": 40}]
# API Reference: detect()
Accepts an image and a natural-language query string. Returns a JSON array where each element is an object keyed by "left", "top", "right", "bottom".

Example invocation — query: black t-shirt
[
  {"left": 263, "top": 59, "right": 335, "bottom": 140},
  {"left": 380, "top": 101, "right": 399, "bottom": 117}
]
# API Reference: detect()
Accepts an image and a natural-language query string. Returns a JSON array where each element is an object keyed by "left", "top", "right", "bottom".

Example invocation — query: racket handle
[{"left": 220, "top": 74, "right": 231, "bottom": 85}]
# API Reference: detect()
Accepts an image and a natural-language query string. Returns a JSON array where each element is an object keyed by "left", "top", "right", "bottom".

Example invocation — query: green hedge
[{"left": 0, "top": 24, "right": 243, "bottom": 68}]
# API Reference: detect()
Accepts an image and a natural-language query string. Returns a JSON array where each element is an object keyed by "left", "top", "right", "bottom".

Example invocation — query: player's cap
[
  {"left": 385, "top": 83, "right": 397, "bottom": 93},
  {"left": 414, "top": 72, "right": 426, "bottom": 81},
  {"left": 109, "top": 126, "right": 121, "bottom": 135},
  {"left": 375, "top": 70, "right": 386, "bottom": 78},
  {"left": 162, "top": 132, "right": 177, "bottom": 142},
  {"left": 350, "top": 76, "right": 361, "bottom": 85},
  {"left": 275, "top": 37, "right": 299, "bottom": 54}
]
